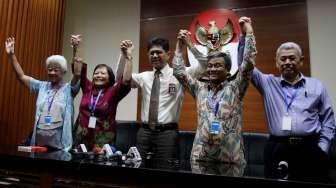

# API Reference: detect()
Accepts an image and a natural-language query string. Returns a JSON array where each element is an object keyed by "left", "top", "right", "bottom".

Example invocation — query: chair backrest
[
  {"left": 115, "top": 121, "right": 271, "bottom": 164},
  {"left": 242, "top": 132, "right": 269, "bottom": 165},
  {"left": 115, "top": 121, "right": 139, "bottom": 153}
]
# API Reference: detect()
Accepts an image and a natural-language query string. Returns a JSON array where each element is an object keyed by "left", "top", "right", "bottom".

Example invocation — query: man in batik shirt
[{"left": 173, "top": 17, "right": 256, "bottom": 165}]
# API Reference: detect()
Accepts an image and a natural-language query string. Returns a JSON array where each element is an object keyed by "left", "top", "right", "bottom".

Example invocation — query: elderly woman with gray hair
[{"left": 5, "top": 37, "right": 79, "bottom": 151}]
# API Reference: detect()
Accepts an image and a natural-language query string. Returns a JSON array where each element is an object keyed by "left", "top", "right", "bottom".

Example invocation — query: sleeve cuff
[
  {"left": 318, "top": 141, "right": 329, "bottom": 154},
  {"left": 174, "top": 52, "right": 183, "bottom": 58}
]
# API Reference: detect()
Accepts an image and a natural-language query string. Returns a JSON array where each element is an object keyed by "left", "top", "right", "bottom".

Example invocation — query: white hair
[
  {"left": 46, "top": 55, "right": 67, "bottom": 72},
  {"left": 276, "top": 42, "right": 302, "bottom": 57}
]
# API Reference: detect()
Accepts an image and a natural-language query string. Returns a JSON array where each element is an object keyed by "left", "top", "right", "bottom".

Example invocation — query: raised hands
[
  {"left": 120, "top": 40, "right": 134, "bottom": 59},
  {"left": 70, "top": 34, "right": 82, "bottom": 48},
  {"left": 70, "top": 34, "right": 82, "bottom": 58},
  {"left": 176, "top": 29, "right": 192, "bottom": 53},
  {"left": 239, "top": 17, "right": 253, "bottom": 36},
  {"left": 72, "top": 56, "right": 83, "bottom": 77},
  {"left": 5, "top": 37, "right": 15, "bottom": 55},
  {"left": 70, "top": 35, "right": 83, "bottom": 77},
  {"left": 177, "top": 29, "right": 192, "bottom": 45}
]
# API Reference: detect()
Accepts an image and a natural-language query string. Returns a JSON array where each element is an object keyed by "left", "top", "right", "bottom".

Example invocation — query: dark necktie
[{"left": 148, "top": 70, "right": 161, "bottom": 129}]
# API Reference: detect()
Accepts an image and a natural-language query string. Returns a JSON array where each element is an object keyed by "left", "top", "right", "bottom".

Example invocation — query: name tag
[
  {"left": 282, "top": 115, "right": 292, "bottom": 131},
  {"left": 88, "top": 116, "right": 97, "bottom": 129},
  {"left": 210, "top": 121, "right": 220, "bottom": 134},
  {"left": 168, "top": 83, "right": 177, "bottom": 94},
  {"left": 44, "top": 115, "right": 52, "bottom": 126}
]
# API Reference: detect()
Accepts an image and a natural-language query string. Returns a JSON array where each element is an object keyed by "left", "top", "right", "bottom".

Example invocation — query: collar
[
  {"left": 153, "top": 64, "right": 169, "bottom": 77},
  {"left": 207, "top": 80, "right": 228, "bottom": 92},
  {"left": 280, "top": 73, "right": 306, "bottom": 87}
]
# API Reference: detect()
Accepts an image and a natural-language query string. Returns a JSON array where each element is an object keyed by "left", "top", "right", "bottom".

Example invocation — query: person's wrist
[{"left": 125, "top": 54, "right": 133, "bottom": 61}]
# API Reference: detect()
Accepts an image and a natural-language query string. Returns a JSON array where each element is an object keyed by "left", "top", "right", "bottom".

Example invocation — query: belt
[
  {"left": 142, "top": 123, "right": 178, "bottom": 132},
  {"left": 269, "top": 134, "right": 319, "bottom": 145}
]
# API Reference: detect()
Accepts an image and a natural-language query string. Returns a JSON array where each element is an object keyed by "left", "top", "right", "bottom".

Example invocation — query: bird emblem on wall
[{"left": 195, "top": 19, "right": 234, "bottom": 51}]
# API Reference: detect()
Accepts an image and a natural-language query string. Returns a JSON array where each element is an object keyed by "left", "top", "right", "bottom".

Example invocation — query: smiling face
[
  {"left": 148, "top": 45, "right": 170, "bottom": 70},
  {"left": 276, "top": 48, "right": 303, "bottom": 81},
  {"left": 207, "top": 57, "right": 228, "bottom": 84},
  {"left": 47, "top": 63, "right": 64, "bottom": 84},
  {"left": 92, "top": 66, "right": 109, "bottom": 88}
]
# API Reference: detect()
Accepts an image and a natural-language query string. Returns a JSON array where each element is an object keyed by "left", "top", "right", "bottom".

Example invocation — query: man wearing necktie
[{"left": 117, "top": 37, "right": 207, "bottom": 162}]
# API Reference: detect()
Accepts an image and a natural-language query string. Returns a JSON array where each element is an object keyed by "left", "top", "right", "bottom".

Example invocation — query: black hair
[
  {"left": 147, "top": 36, "right": 169, "bottom": 52},
  {"left": 93, "top": 64, "right": 115, "bottom": 86},
  {"left": 207, "top": 51, "right": 232, "bottom": 72}
]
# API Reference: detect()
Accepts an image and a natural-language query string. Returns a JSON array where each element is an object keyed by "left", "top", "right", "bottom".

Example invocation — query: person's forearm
[
  {"left": 115, "top": 54, "right": 125, "bottom": 81},
  {"left": 71, "top": 75, "right": 80, "bottom": 86},
  {"left": 8, "top": 54, "right": 30, "bottom": 87},
  {"left": 9, "top": 54, "right": 25, "bottom": 79},
  {"left": 241, "top": 34, "right": 257, "bottom": 72},
  {"left": 122, "top": 56, "right": 132, "bottom": 85},
  {"left": 172, "top": 52, "right": 187, "bottom": 79},
  {"left": 187, "top": 42, "right": 207, "bottom": 67}
]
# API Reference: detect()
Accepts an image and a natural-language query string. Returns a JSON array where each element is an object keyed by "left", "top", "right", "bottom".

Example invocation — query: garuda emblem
[{"left": 195, "top": 19, "right": 234, "bottom": 51}]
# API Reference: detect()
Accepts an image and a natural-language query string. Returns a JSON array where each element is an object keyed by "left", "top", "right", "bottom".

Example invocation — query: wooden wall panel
[
  {"left": 140, "top": 0, "right": 310, "bottom": 132},
  {"left": 0, "top": 0, "right": 66, "bottom": 150}
]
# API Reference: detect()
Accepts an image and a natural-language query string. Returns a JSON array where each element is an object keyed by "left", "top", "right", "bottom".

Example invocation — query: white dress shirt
[{"left": 132, "top": 64, "right": 184, "bottom": 124}]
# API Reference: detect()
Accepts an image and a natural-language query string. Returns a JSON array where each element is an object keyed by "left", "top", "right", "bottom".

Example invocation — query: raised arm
[
  {"left": 70, "top": 34, "right": 82, "bottom": 85},
  {"left": 238, "top": 16, "right": 257, "bottom": 74},
  {"left": 172, "top": 31, "right": 199, "bottom": 98},
  {"left": 115, "top": 54, "right": 125, "bottom": 82},
  {"left": 178, "top": 29, "right": 207, "bottom": 79},
  {"left": 233, "top": 17, "right": 257, "bottom": 99},
  {"left": 5, "top": 37, "right": 30, "bottom": 88},
  {"left": 120, "top": 40, "right": 133, "bottom": 85},
  {"left": 180, "top": 29, "right": 207, "bottom": 67}
]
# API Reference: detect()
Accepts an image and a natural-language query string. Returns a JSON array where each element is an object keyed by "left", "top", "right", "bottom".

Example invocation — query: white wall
[
  {"left": 62, "top": 0, "right": 140, "bottom": 120},
  {"left": 307, "top": 0, "right": 336, "bottom": 106}
]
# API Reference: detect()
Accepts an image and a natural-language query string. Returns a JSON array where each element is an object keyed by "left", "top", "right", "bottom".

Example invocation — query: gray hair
[
  {"left": 276, "top": 42, "right": 302, "bottom": 57},
  {"left": 46, "top": 55, "right": 67, "bottom": 72}
]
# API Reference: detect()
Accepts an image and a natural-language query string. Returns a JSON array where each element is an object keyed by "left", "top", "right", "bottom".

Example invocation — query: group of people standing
[{"left": 4, "top": 16, "right": 335, "bottom": 181}]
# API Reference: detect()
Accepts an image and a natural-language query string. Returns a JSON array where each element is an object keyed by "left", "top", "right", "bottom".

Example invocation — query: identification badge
[
  {"left": 168, "top": 83, "right": 177, "bottom": 94},
  {"left": 282, "top": 115, "right": 292, "bottom": 131},
  {"left": 44, "top": 115, "right": 52, "bottom": 126},
  {"left": 210, "top": 121, "right": 220, "bottom": 134},
  {"left": 88, "top": 116, "right": 97, "bottom": 129}
]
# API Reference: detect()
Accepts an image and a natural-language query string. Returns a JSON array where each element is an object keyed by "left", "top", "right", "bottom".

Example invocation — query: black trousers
[
  {"left": 136, "top": 126, "right": 178, "bottom": 164},
  {"left": 264, "top": 135, "right": 329, "bottom": 182}
]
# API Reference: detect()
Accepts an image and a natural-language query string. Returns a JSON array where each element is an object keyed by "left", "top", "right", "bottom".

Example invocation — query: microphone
[
  {"left": 102, "top": 144, "right": 114, "bottom": 158},
  {"left": 277, "top": 161, "right": 289, "bottom": 180},
  {"left": 127, "top": 146, "right": 142, "bottom": 161},
  {"left": 79, "top": 144, "right": 88, "bottom": 152}
]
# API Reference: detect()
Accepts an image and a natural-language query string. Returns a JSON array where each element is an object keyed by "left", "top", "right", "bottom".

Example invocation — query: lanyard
[
  {"left": 280, "top": 86, "right": 299, "bottom": 113},
  {"left": 90, "top": 90, "right": 103, "bottom": 114},
  {"left": 208, "top": 89, "right": 224, "bottom": 116},
  {"left": 47, "top": 83, "right": 62, "bottom": 114}
]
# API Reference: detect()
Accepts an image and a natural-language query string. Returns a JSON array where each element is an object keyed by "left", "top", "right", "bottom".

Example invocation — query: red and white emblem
[{"left": 188, "top": 9, "right": 241, "bottom": 75}]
